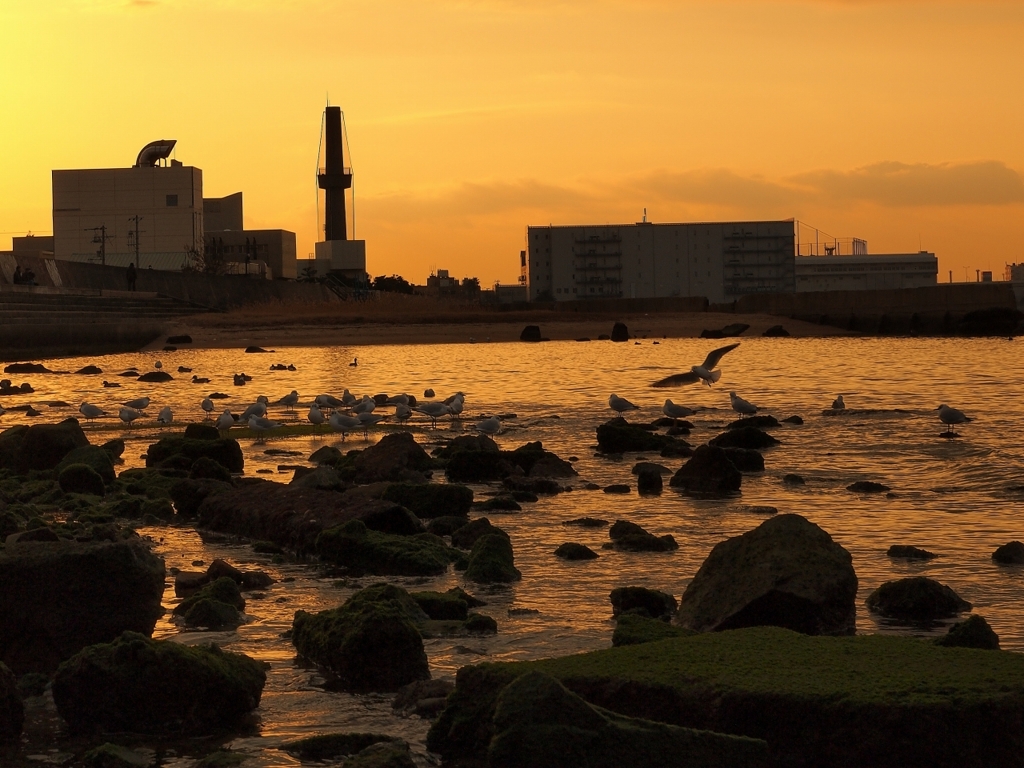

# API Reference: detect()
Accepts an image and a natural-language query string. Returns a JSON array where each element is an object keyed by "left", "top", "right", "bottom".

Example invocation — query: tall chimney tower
[{"left": 318, "top": 106, "right": 352, "bottom": 241}]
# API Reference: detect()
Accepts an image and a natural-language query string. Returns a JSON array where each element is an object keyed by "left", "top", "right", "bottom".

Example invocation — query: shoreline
[{"left": 148, "top": 310, "right": 853, "bottom": 351}]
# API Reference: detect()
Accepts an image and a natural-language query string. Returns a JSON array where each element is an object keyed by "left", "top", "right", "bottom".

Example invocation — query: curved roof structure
[{"left": 134, "top": 139, "right": 177, "bottom": 168}]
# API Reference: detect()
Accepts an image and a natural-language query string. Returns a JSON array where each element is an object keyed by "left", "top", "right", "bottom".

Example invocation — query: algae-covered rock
[
  {"left": 607, "top": 520, "right": 678, "bottom": 552},
  {"left": 189, "top": 455, "right": 233, "bottom": 482},
  {"left": 612, "top": 614, "right": 695, "bottom": 647},
  {"left": 411, "top": 590, "right": 468, "bottom": 620},
  {"left": 145, "top": 433, "right": 244, "bottom": 473},
  {"left": 58, "top": 463, "right": 106, "bottom": 496},
  {"left": 887, "top": 545, "right": 937, "bottom": 560},
  {"left": 428, "top": 626, "right": 1024, "bottom": 768},
  {"left": 281, "top": 732, "right": 402, "bottom": 761},
  {"left": 353, "top": 432, "right": 432, "bottom": 483},
  {"left": 450, "top": 517, "right": 509, "bottom": 549},
  {"left": 709, "top": 427, "right": 779, "bottom": 450},
  {"left": 465, "top": 534, "right": 521, "bottom": 584},
  {"left": 52, "top": 631, "right": 265, "bottom": 734},
  {"left": 173, "top": 576, "right": 246, "bottom": 616},
  {"left": 726, "top": 415, "right": 780, "bottom": 430},
  {"left": 317, "top": 519, "right": 452, "bottom": 576},
  {"left": 487, "top": 671, "right": 768, "bottom": 768},
  {"left": 82, "top": 742, "right": 152, "bottom": 768},
  {"left": 0, "top": 661, "right": 23, "bottom": 741},
  {"left": 610, "top": 586, "right": 677, "bottom": 619},
  {"left": 935, "top": 614, "right": 1000, "bottom": 650},
  {"left": 291, "top": 585, "right": 430, "bottom": 692},
  {"left": 345, "top": 741, "right": 416, "bottom": 768},
  {"left": 675, "top": 513, "right": 857, "bottom": 635},
  {"left": 183, "top": 598, "right": 243, "bottom": 630},
  {"left": 596, "top": 418, "right": 684, "bottom": 454},
  {"left": 382, "top": 482, "right": 473, "bottom": 519},
  {"left": 721, "top": 447, "right": 764, "bottom": 473},
  {"left": 0, "top": 537, "right": 165, "bottom": 674},
  {"left": 427, "top": 516, "right": 469, "bottom": 537},
  {"left": 554, "top": 542, "right": 598, "bottom": 560},
  {"left": 0, "top": 419, "right": 89, "bottom": 473},
  {"left": 866, "top": 576, "right": 971, "bottom": 622},
  {"left": 669, "top": 444, "right": 742, "bottom": 496},
  {"left": 57, "top": 445, "right": 116, "bottom": 485}
]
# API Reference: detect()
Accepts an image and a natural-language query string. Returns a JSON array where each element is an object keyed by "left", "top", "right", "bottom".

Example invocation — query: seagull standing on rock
[
  {"left": 357, "top": 412, "right": 384, "bottom": 439},
  {"left": 475, "top": 416, "right": 502, "bottom": 436},
  {"left": 307, "top": 404, "right": 325, "bottom": 436},
  {"left": 216, "top": 410, "right": 236, "bottom": 432},
  {"left": 662, "top": 399, "right": 694, "bottom": 424},
  {"left": 417, "top": 401, "right": 451, "bottom": 428},
  {"left": 937, "top": 404, "right": 971, "bottom": 435},
  {"left": 609, "top": 394, "right": 640, "bottom": 415},
  {"left": 79, "top": 403, "right": 105, "bottom": 421},
  {"left": 156, "top": 406, "right": 173, "bottom": 425},
  {"left": 729, "top": 392, "right": 758, "bottom": 416},
  {"left": 124, "top": 396, "right": 150, "bottom": 411},
  {"left": 329, "top": 411, "right": 361, "bottom": 441},
  {"left": 119, "top": 407, "right": 143, "bottom": 428},
  {"left": 248, "top": 415, "right": 282, "bottom": 443},
  {"left": 353, "top": 395, "right": 376, "bottom": 415},
  {"left": 201, "top": 398, "right": 215, "bottom": 419},
  {"left": 651, "top": 342, "right": 740, "bottom": 388}
]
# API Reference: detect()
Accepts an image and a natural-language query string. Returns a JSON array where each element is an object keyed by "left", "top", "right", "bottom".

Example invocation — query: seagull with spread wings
[{"left": 650, "top": 342, "right": 740, "bottom": 388}]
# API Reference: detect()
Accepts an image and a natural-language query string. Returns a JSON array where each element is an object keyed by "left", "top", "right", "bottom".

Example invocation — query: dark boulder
[
  {"left": 762, "top": 325, "right": 790, "bottom": 337},
  {"left": 292, "top": 585, "right": 430, "bottom": 692},
  {"left": 520, "top": 325, "right": 543, "bottom": 342},
  {"left": 610, "top": 322, "right": 630, "bottom": 342},
  {"left": 137, "top": 371, "right": 173, "bottom": 382},
  {"left": 189, "top": 455, "right": 233, "bottom": 482},
  {"left": 173, "top": 576, "right": 245, "bottom": 616},
  {"left": 465, "top": 534, "right": 521, "bottom": 583},
  {"left": 73, "top": 364, "right": 103, "bottom": 374},
  {"left": 597, "top": 418, "right": 686, "bottom": 454},
  {"left": 477, "top": 494, "right": 521, "bottom": 511},
  {"left": 710, "top": 427, "right": 779, "bottom": 450},
  {"left": 783, "top": 474, "right": 805, "bottom": 485},
  {"left": 0, "top": 662, "right": 22, "bottom": 741},
  {"left": 726, "top": 415, "right": 780, "bottom": 430},
  {"left": 503, "top": 476, "right": 563, "bottom": 495},
  {"left": 411, "top": 589, "right": 469, "bottom": 620},
  {"left": 3, "top": 363, "right": 51, "bottom": 374},
  {"left": 291, "top": 465, "right": 347, "bottom": 491},
  {"left": 146, "top": 433, "right": 244, "bottom": 473},
  {"left": 282, "top": 732, "right": 406, "bottom": 762},
  {"left": 310, "top": 445, "right": 344, "bottom": 465},
  {"left": 669, "top": 445, "right": 742, "bottom": 496},
  {"left": 631, "top": 462, "right": 671, "bottom": 475},
  {"left": 562, "top": 517, "right": 608, "bottom": 528},
  {"left": 58, "top": 463, "right": 106, "bottom": 496},
  {"left": 554, "top": 543, "right": 599, "bottom": 561},
  {"left": 509, "top": 442, "right": 576, "bottom": 478},
  {"left": 992, "top": 541, "right": 1024, "bottom": 564},
  {"left": 427, "top": 516, "right": 469, "bottom": 537},
  {"left": 847, "top": 481, "right": 890, "bottom": 493},
  {"left": 675, "top": 514, "right": 857, "bottom": 635},
  {"left": 0, "top": 536, "right": 165, "bottom": 674},
  {"left": 781, "top": 415, "right": 803, "bottom": 425},
  {"left": 317, "top": 520, "right": 451, "bottom": 577},
  {"left": 393, "top": 678, "right": 458, "bottom": 718},
  {"left": 446, "top": 450, "right": 510, "bottom": 482},
  {"left": 100, "top": 438, "right": 125, "bottom": 461},
  {"left": 721, "top": 447, "right": 764, "bottom": 472},
  {"left": 636, "top": 467, "right": 663, "bottom": 495},
  {"left": 451, "top": 517, "right": 509, "bottom": 549},
  {"left": 887, "top": 545, "right": 937, "bottom": 560},
  {"left": 167, "top": 334, "right": 192, "bottom": 344},
  {"left": 182, "top": 598, "right": 243, "bottom": 630},
  {"left": 865, "top": 577, "right": 971, "bottom": 622},
  {"left": 184, "top": 423, "right": 220, "bottom": 441},
  {"left": 0, "top": 418, "right": 89, "bottom": 473},
  {"left": 382, "top": 483, "right": 473, "bottom": 519},
  {"left": 610, "top": 586, "right": 677, "bottom": 619},
  {"left": 169, "top": 478, "right": 232, "bottom": 519},
  {"left": 603, "top": 484, "right": 630, "bottom": 494},
  {"left": 934, "top": 614, "right": 999, "bottom": 650},
  {"left": 354, "top": 432, "right": 433, "bottom": 483},
  {"left": 608, "top": 520, "right": 678, "bottom": 552},
  {"left": 52, "top": 631, "right": 265, "bottom": 734},
  {"left": 57, "top": 445, "right": 116, "bottom": 485},
  {"left": 434, "top": 434, "right": 499, "bottom": 459}
]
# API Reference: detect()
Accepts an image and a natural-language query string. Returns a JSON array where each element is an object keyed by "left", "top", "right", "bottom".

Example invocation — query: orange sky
[{"left": 2, "top": 0, "right": 1023, "bottom": 285}]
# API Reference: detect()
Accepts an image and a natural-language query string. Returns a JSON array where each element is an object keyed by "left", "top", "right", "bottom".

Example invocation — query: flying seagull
[{"left": 651, "top": 342, "right": 740, "bottom": 388}]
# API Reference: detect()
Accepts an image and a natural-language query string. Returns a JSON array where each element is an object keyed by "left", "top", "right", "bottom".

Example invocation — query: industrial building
[
  {"left": 795, "top": 252, "right": 938, "bottom": 292},
  {"left": 526, "top": 220, "right": 796, "bottom": 303},
  {"left": 203, "top": 192, "right": 297, "bottom": 279},
  {"left": 52, "top": 140, "right": 203, "bottom": 270}
]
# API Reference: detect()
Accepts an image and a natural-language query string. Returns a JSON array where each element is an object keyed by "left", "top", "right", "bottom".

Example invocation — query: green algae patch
[
  {"left": 612, "top": 614, "right": 695, "bottom": 647},
  {"left": 317, "top": 519, "right": 453, "bottom": 577},
  {"left": 428, "top": 626, "right": 1024, "bottom": 768},
  {"left": 280, "top": 732, "right": 400, "bottom": 761},
  {"left": 381, "top": 483, "right": 473, "bottom": 519}
]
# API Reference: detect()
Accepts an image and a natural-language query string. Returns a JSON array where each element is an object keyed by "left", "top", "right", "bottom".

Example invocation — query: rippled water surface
[{"left": 7, "top": 336, "right": 1024, "bottom": 765}]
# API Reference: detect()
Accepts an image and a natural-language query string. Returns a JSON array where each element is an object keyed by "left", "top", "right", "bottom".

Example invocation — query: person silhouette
[
  {"left": 126, "top": 262, "right": 137, "bottom": 291},
  {"left": 12, "top": 266, "right": 23, "bottom": 285}
]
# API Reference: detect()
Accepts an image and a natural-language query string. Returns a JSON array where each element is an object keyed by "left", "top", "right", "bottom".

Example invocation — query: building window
[{"left": 166, "top": 194, "right": 178, "bottom": 207}]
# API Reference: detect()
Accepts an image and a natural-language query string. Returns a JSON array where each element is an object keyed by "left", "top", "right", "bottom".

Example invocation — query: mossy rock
[
  {"left": 477, "top": 495, "right": 522, "bottom": 512},
  {"left": 145, "top": 434, "right": 244, "bottom": 473},
  {"left": 0, "top": 509, "right": 24, "bottom": 539},
  {"left": 934, "top": 614, "right": 1000, "bottom": 650},
  {"left": 116, "top": 468, "right": 179, "bottom": 500},
  {"left": 174, "top": 577, "right": 245, "bottom": 616},
  {"left": 382, "top": 483, "right": 473, "bottom": 519},
  {"left": 464, "top": 613, "right": 498, "bottom": 634},
  {"left": 193, "top": 750, "right": 248, "bottom": 768},
  {"left": 430, "top": 627, "right": 1024, "bottom": 768},
  {"left": 140, "top": 498, "right": 174, "bottom": 522},
  {"left": 596, "top": 418, "right": 682, "bottom": 454},
  {"left": 82, "top": 742, "right": 152, "bottom": 768},
  {"left": 450, "top": 517, "right": 509, "bottom": 549},
  {"left": 252, "top": 540, "right": 284, "bottom": 555},
  {"left": 183, "top": 598, "right": 243, "bottom": 630},
  {"left": 465, "top": 534, "right": 521, "bottom": 584},
  {"left": 58, "top": 464, "right": 105, "bottom": 497},
  {"left": 168, "top": 478, "right": 233, "bottom": 519},
  {"left": 52, "top": 631, "right": 265, "bottom": 734},
  {"left": 317, "top": 519, "right": 453, "bottom": 577},
  {"left": 57, "top": 446, "right": 116, "bottom": 486},
  {"left": 411, "top": 590, "right": 469, "bottom": 620},
  {"left": 344, "top": 741, "right": 416, "bottom": 767},
  {"left": 281, "top": 732, "right": 401, "bottom": 761},
  {"left": 189, "top": 456, "right": 233, "bottom": 482},
  {"left": 486, "top": 671, "right": 767, "bottom": 768},
  {"left": 291, "top": 584, "right": 430, "bottom": 692},
  {"left": 612, "top": 613, "right": 695, "bottom": 647},
  {"left": 865, "top": 576, "right": 971, "bottom": 622},
  {"left": 610, "top": 586, "right": 677, "bottom": 619},
  {"left": 426, "top": 516, "right": 469, "bottom": 537},
  {"left": 554, "top": 542, "right": 598, "bottom": 561}
]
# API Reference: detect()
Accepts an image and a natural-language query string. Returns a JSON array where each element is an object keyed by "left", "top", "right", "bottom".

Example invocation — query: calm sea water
[{"left": 6, "top": 337, "right": 1024, "bottom": 765}]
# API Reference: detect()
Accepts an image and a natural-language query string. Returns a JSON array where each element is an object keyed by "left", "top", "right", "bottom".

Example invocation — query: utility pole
[
  {"left": 127, "top": 216, "right": 143, "bottom": 268},
  {"left": 86, "top": 225, "right": 109, "bottom": 266}
]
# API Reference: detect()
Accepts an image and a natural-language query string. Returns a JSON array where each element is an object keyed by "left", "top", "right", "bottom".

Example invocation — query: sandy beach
[{"left": 148, "top": 297, "right": 853, "bottom": 351}]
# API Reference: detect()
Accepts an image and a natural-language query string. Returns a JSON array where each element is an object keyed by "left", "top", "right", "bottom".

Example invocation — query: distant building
[
  {"left": 1006, "top": 263, "right": 1024, "bottom": 282},
  {"left": 795, "top": 252, "right": 937, "bottom": 292},
  {"left": 203, "top": 192, "right": 243, "bottom": 232},
  {"left": 494, "top": 283, "right": 528, "bottom": 303},
  {"left": 422, "top": 269, "right": 481, "bottom": 298},
  {"left": 12, "top": 235, "right": 54, "bottom": 254},
  {"left": 53, "top": 141, "right": 203, "bottom": 270},
  {"left": 526, "top": 220, "right": 796, "bottom": 303},
  {"left": 203, "top": 193, "right": 297, "bottom": 279}
]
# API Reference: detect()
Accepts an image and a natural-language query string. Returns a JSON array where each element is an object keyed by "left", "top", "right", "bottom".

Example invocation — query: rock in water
[
  {"left": 486, "top": 671, "right": 769, "bottom": 768},
  {"left": 636, "top": 467, "right": 663, "bottom": 495},
  {"left": 52, "top": 631, "right": 265, "bottom": 734},
  {"left": 292, "top": 585, "right": 430, "bottom": 692},
  {"left": 57, "top": 463, "right": 106, "bottom": 496},
  {"left": 0, "top": 662, "right": 23, "bottom": 741},
  {"left": 465, "top": 534, "right": 521, "bottom": 583},
  {"left": 519, "top": 325, "right": 542, "bottom": 342},
  {"left": 992, "top": 541, "right": 1024, "bottom": 564},
  {"left": 554, "top": 543, "right": 599, "bottom": 561},
  {"left": 0, "top": 418, "right": 89, "bottom": 473},
  {"left": 354, "top": 431, "right": 433, "bottom": 483},
  {"left": 675, "top": 514, "right": 857, "bottom": 635},
  {"left": 610, "top": 322, "right": 630, "bottom": 342},
  {"left": 0, "top": 537, "right": 165, "bottom": 674},
  {"left": 709, "top": 427, "right": 779, "bottom": 450},
  {"left": 145, "top": 433, "right": 244, "bottom": 473},
  {"left": 610, "top": 586, "right": 677, "bottom": 619},
  {"left": 934, "top": 614, "right": 1000, "bottom": 650},
  {"left": 669, "top": 445, "right": 742, "bottom": 496},
  {"left": 382, "top": 483, "right": 474, "bottom": 519},
  {"left": 865, "top": 577, "right": 971, "bottom": 622}
]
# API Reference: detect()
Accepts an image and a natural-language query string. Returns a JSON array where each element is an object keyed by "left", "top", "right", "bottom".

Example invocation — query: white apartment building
[
  {"left": 795, "top": 252, "right": 937, "bottom": 292},
  {"left": 526, "top": 220, "right": 796, "bottom": 303}
]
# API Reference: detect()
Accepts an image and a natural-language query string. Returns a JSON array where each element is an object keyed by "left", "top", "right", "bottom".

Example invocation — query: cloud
[{"left": 790, "top": 161, "right": 1024, "bottom": 206}]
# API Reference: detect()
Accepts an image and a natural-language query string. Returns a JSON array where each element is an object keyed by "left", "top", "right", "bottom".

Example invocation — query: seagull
[
  {"left": 357, "top": 411, "right": 384, "bottom": 439},
  {"left": 353, "top": 395, "right": 376, "bottom": 415},
  {"left": 730, "top": 391, "right": 758, "bottom": 416},
  {"left": 216, "top": 410, "right": 236, "bottom": 432},
  {"left": 444, "top": 391, "right": 465, "bottom": 405},
  {"left": 662, "top": 399, "right": 695, "bottom": 424},
  {"left": 240, "top": 401, "right": 267, "bottom": 420},
  {"left": 329, "top": 411, "right": 361, "bottom": 441},
  {"left": 448, "top": 396, "right": 465, "bottom": 421},
  {"left": 937, "top": 404, "right": 971, "bottom": 435},
  {"left": 651, "top": 342, "right": 741, "bottom": 388},
  {"left": 307, "top": 404, "right": 325, "bottom": 436},
  {"left": 192, "top": 375, "right": 211, "bottom": 384},
  {"left": 394, "top": 403, "right": 412, "bottom": 424},
  {"left": 201, "top": 397, "right": 215, "bottom": 419},
  {"left": 119, "top": 407, "right": 143, "bottom": 427},
  {"left": 475, "top": 416, "right": 501, "bottom": 436},
  {"left": 156, "top": 406, "right": 173, "bottom": 425},
  {"left": 609, "top": 394, "right": 640, "bottom": 415},
  {"left": 248, "top": 415, "right": 282, "bottom": 443},
  {"left": 316, "top": 394, "right": 344, "bottom": 412},
  {"left": 79, "top": 402, "right": 105, "bottom": 421},
  {"left": 277, "top": 390, "right": 299, "bottom": 413},
  {"left": 417, "top": 401, "right": 451, "bottom": 428},
  {"left": 124, "top": 396, "right": 150, "bottom": 411},
  {"left": 832, "top": 394, "right": 846, "bottom": 410},
  {"left": 341, "top": 389, "right": 356, "bottom": 406}
]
